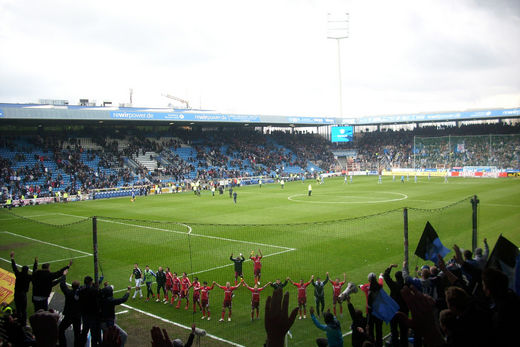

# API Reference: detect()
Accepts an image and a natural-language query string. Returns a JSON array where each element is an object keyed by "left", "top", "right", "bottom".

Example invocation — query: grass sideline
[{"left": 1, "top": 175, "right": 519, "bottom": 346}]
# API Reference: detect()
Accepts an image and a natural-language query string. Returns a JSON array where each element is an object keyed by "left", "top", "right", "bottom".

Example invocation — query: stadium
[{"left": 1, "top": 1, "right": 520, "bottom": 347}]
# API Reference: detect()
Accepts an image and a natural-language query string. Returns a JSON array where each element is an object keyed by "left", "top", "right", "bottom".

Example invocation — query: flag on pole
[
  {"left": 486, "top": 235, "right": 519, "bottom": 295},
  {"left": 414, "top": 222, "right": 450, "bottom": 264}
]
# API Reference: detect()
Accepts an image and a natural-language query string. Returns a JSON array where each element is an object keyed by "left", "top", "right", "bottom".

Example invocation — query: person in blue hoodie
[{"left": 310, "top": 306, "right": 343, "bottom": 347}]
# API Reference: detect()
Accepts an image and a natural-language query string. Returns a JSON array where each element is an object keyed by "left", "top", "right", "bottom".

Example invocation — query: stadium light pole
[{"left": 327, "top": 13, "right": 349, "bottom": 117}]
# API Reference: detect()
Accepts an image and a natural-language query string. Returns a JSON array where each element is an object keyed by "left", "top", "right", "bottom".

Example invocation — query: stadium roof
[{"left": 0, "top": 103, "right": 519, "bottom": 126}]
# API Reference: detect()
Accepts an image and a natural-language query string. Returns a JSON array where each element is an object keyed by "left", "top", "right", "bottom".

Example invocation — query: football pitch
[{"left": 1, "top": 176, "right": 519, "bottom": 346}]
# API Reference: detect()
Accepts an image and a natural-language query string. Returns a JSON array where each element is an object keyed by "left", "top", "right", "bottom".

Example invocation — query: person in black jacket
[
  {"left": 32, "top": 259, "right": 72, "bottom": 311},
  {"left": 100, "top": 283, "right": 131, "bottom": 346},
  {"left": 58, "top": 269, "right": 80, "bottom": 347},
  {"left": 383, "top": 264, "right": 408, "bottom": 347},
  {"left": 78, "top": 276, "right": 101, "bottom": 346},
  {"left": 230, "top": 253, "right": 245, "bottom": 285},
  {"left": 270, "top": 278, "right": 288, "bottom": 290},
  {"left": 345, "top": 295, "right": 369, "bottom": 347},
  {"left": 10, "top": 251, "right": 36, "bottom": 325}
]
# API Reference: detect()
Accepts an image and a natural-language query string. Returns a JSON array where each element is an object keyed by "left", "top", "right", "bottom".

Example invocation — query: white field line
[
  {"left": 120, "top": 303, "right": 246, "bottom": 347},
  {"left": 0, "top": 213, "right": 58, "bottom": 221},
  {"left": 0, "top": 254, "right": 91, "bottom": 268},
  {"left": 1, "top": 231, "right": 92, "bottom": 256},
  {"left": 115, "top": 310, "right": 129, "bottom": 315},
  {"left": 57, "top": 212, "right": 294, "bottom": 251}
]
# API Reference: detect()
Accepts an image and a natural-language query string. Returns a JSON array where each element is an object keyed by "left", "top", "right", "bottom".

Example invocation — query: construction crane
[{"left": 161, "top": 93, "right": 190, "bottom": 109}]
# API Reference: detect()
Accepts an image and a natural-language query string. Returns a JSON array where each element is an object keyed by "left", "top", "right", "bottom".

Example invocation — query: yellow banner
[{"left": 0, "top": 267, "right": 16, "bottom": 304}]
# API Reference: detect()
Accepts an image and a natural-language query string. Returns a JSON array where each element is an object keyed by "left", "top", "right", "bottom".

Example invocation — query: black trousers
[
  {"left": 315, "top": 296, "right": 325, "bottom": 316},
  {"left": 14, "top": 292, "right": 27, "bottom": 326},
  {"left": 59, "top": 314, "right": 81, "bottom": 347}
]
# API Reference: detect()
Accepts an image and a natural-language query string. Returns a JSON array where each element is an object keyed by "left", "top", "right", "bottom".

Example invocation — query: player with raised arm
[
  {"left": 171, "top": 272, "right": 181, "bottom": 304},
  {"left": 250, "top": 249, "right": 263, "bottom": 285},
  {"left": 312, "top": 272, "right": 329, "bottom": 317},
  {"left": 230, "top": 253, "right": 246, "bottom": 285},
  {"left": 176, "top": 272, "right": 191, "bottom": 310},
  {"left": 243, "top": 280, "right": 271, "bottom": 321},
  {"left": 129, "top": 263, "right": 143, "bottom": 299},
  {"left": 164, "top": 267, "right": 174, "bottom": 304},
  {"left": 215, "top": 279, "right": 242, "bottom": 322},
  {"left": 331, "top": 273, "right": 346, "bottom": 317},
  {"left": 288, "top": 276, "right": 312, "bottom": 319},
  {"left": 190, "top": 277, "right": 202, "bottom": 313},
  {"left": 200, "top": 281, "right": 215, "bottom": 320}
]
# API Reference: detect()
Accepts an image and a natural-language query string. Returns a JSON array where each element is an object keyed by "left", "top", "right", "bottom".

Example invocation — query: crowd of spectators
[
  {"left": 1, "top": 123, "right": 519, "bottom": 201},
  {"left": 2, "top": 236, "right": 519, "bottom": 346}
]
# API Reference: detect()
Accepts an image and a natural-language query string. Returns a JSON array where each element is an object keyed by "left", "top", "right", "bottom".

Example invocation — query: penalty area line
[
  {"left": 62, "top": 212, "right": 294, "bottom": 251},
  {"left": 0, "top": 231, "right": 92, "bottom": 256},
  {"left": 120, "top": 303, "right": 246, "bottom": 347}
]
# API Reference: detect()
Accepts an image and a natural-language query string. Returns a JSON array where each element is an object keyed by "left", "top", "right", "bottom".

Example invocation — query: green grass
[{"left": 1, "top": 175, "right": 519, "bottom": 346}]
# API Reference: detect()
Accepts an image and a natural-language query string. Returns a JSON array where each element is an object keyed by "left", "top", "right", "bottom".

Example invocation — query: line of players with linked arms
[{"left": 129, "top": 249, "right": 359, "bottom": 322}]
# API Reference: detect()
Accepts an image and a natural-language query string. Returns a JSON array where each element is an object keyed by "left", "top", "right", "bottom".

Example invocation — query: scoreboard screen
[{"left": 331, "top": 126, "right": 354, "bottom": 142}]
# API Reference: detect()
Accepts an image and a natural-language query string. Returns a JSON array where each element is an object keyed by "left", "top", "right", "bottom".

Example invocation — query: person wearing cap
[{"left": 100, "top": 282, "right": 131, "bottom": 346}]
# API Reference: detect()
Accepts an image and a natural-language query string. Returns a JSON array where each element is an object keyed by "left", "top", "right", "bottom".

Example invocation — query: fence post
[
  {"left": 471, "top": 195, "right": 479, "bottom": 252},
  {"left": 403, "top": 208, "right": 409, "bottom": 273},
  {"left": 93, "top": 216, "right": 99, "bottom": 287}
]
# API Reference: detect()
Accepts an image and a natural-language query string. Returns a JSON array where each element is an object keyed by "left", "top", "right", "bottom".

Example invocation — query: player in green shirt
[{"left": 311, "top": 272, "right": 329, "bottom": 316}]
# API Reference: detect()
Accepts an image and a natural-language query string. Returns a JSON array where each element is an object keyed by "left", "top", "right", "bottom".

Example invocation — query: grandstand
[
  {"left": 1, "top": 102, "right": 520, "bottom": 346},
  {"left": 1, "top": 103, "right": 519, "bottom": 203}
]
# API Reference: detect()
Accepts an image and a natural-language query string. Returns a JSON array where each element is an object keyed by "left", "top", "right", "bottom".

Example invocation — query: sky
[{"left": 0, "top": 0, "right": 519, "bottom": 118}]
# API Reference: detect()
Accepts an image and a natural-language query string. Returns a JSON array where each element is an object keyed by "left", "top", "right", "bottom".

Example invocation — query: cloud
[{"left": 0, "top": 0, "right": 518, "bottom": 117}]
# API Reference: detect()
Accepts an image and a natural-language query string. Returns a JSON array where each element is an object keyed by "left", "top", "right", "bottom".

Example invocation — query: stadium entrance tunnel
[{"left": 287, "top": 191, "right": 408, "bottom": 204}]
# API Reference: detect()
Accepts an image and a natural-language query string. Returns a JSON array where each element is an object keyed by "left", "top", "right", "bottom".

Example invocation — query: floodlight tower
[{"left": 327, "top": 12, "right": 349, "bottom": 117}]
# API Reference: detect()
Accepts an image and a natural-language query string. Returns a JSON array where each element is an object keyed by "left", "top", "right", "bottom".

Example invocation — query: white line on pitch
[
  {"left": 188, "top": 248, "right": 295, "bottom": 276},
  {"left": 115, "top": 310, "right": 129, "bottom": 315},
  {"left": 0, "top": 254, "right": 91, "bottom": 268},
  {"left": 72, "top": 214, "right": 295, "bottom": 251},
  {"left": 120, "top": 303, "right": 245, "bottom": 347},
  {"left": 1, "top": 231, "right": 92, "bottom": 256}
]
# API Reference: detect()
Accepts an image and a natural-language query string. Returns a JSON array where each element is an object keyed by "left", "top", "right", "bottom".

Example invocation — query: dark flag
[
  {"left": 414, "top": 221, "right": 450, "bottom": 263},
  {"left": 486, "top": 235, "right": 519, "bottom": 295}
]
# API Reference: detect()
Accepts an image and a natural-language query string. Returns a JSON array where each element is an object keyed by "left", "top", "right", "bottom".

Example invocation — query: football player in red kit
[
  {"left": 288, "top": 276, "right": 312, "bottom": 319},
  {"left": 249, "top": 249, "right": 263, "bottom": 285},
  {"left": 243, "top": 280, "right": 271, "bottom": 321},
  {"left": 164, "top": 268, "right": 174, "bottom": 304},
  {"left": 176, "top": 272, "right": 191, "bottom": 309},
  {"left": 200, "top": 281, "right": 215, "bottom": 320},
  {"left": 215, "top": 279, "right": 242, "bottom": 322},
  {"left": 190, "top": 277, "right": 202, "bottom": 313},
  {"left": 331, "top": 273, "right": 346, "bottom": 316}
]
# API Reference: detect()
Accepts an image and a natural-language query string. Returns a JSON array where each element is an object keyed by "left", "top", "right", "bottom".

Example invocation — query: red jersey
[
  {"left": 181, "top": 277, "right": 191, "bottom": 291},
  {"left": 172, "top": 277, "right": 181, "bottom": 291},
  {"left": 219, "top": 285, "right": 239, "bottom": 301},
  {"left": 200, "top": 285, "right": 214, "bottom": 301},
  {"left": 250, "top": 256, "right": 262, "bottom": 270},
  {"left": 293, "top": 282, "right": 311, "bottom": 299},
  {"left": 331, "top": 281, "right": 346, "bottom": 297},
  {"left": 191, "top": 281, "right": 201, "bottom": 296},
  {"left": 246, "top": 286, "right": 265, "bottom": 302},
  {"left": 165, "top": 272, "right": 174, "bottom": 287}
]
